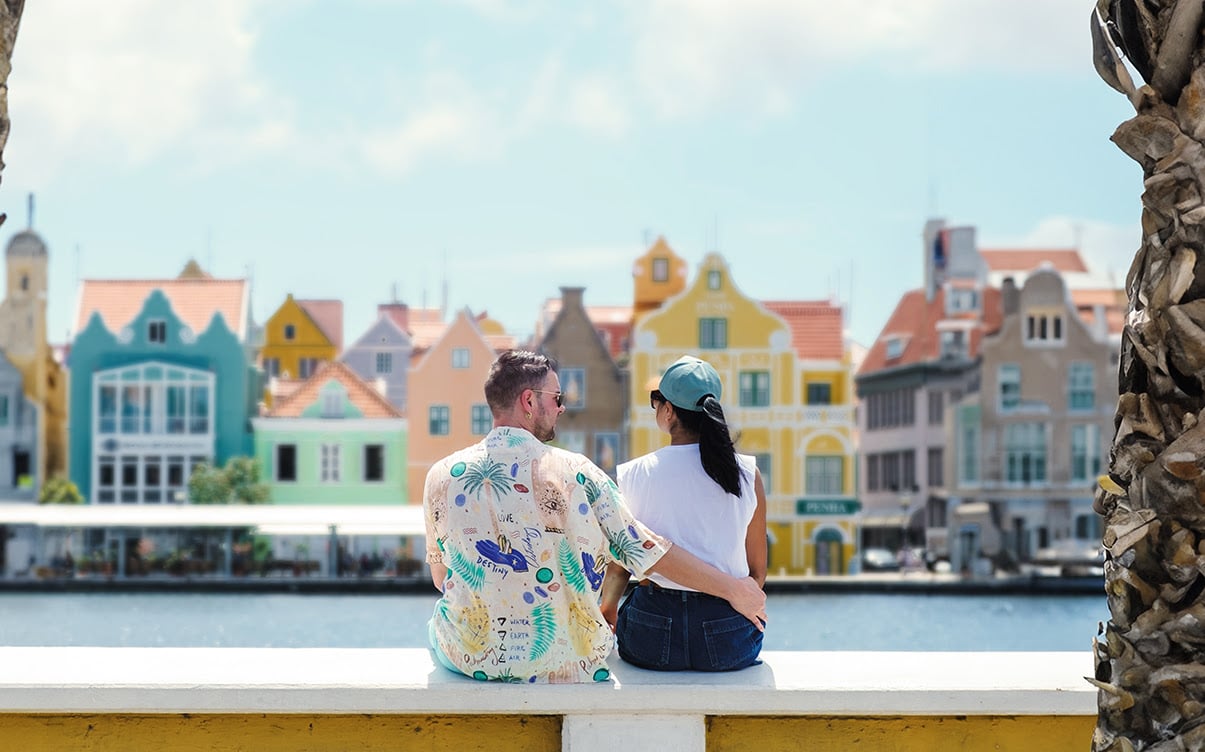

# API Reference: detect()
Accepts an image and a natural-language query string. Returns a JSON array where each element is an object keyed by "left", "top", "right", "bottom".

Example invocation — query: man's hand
[{"left": 726, "top": 575, "right": 768, "bottom": 631}]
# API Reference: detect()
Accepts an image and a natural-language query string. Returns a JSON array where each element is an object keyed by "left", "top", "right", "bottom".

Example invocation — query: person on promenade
[
  {"left": 423, "top": 350, "right": 767, "bottom": 684},
  {"left": 600, "top": 355, "right": 767, "bottom": 671}
]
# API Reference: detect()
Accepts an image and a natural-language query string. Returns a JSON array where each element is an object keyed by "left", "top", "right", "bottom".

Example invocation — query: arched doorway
[{"left": 813, "top": 527, "right": 845, "bottom": 575}]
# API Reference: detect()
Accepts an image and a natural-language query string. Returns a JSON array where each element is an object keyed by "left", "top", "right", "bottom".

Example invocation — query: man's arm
[
  {"left": 600, "top": 562, "right": 631, "bottom": 631},
  {"left": 647, "top": 544, "right": 767, "bottom": 630},
  {"left": 429, "top": 562, "right": 448, "bottom": 592}
]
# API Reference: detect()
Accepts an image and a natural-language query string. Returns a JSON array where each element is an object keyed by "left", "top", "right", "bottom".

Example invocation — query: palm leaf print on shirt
[
  {"left": 530, "top": 601, "right": 556, "bottom": 661},
  {"left": 462, "top": 459, "right": 513, "bottom": 500},
  {"left": 557, "top": 539, "right": 586, "bottom": 593},
  {"left": 606, "top": 528, "right": 644, "bottom": 568},
  {"left": 448, "top": 543, "right": 486, "bottom": 591},
  {"left": 575, "top": 472, "right": 601, "bottom": 506}
]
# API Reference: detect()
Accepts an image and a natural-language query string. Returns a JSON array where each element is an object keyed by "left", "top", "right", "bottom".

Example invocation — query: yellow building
[
  {"left": 259, "top": 295, "right": 341, "bottom": 405},
  {"left": 629, "top": 251, "right": 858, "bottom": 575}
]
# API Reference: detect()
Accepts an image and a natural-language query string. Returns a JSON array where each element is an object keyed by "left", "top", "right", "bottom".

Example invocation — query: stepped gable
[
  {"left": 74, "top": 266, "right": 248, "bottom": 340},
  {"left": 266, "top": 360, "right": 402, "bottom": 418},
  {"left": 762, "top": 300, "right": 844, "bottom": 360}
]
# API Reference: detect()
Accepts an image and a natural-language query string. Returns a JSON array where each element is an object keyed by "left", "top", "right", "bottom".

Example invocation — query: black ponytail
[{"left": 673, "top": 396, "right": 743, "bottom": 496}]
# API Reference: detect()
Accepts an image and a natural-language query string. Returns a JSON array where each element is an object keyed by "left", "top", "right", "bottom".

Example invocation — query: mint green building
[{"left": 251, "top": 361, "right": 407, "bottom": 505}]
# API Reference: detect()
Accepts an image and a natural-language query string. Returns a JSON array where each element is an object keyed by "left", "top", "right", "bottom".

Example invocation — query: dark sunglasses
[
  {"left": 649, "top": 390, "right": 665, "bottom": 410},
  {"left": 531, "top": 389, "right": 565, "bottom": 408}
]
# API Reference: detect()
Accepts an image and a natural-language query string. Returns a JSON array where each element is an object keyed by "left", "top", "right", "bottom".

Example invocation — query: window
[
  {"left": 299, "top": 358, "right": 320, "bottom": 379},
  {"left": 284, "top": 324, "right": 296, "bottom": 341},
  {"left": 320, "top": 443, "right": 341, "bottom": 482},
  {"left": 754, "top": 453, "right": 772, "bottom": 494},
  {"left": 148, "top": 320, "right": 166, "bottom": 343},
  {"left": 806, "top": 383, "right": 831, "bottom": 405},
  {"left": 471, "top": 404, "right": 491, "bottom": 435},
  {"left": 429, "top": 405, "right": 450, "bottom": 436},
  {"left": 885, "top": 337, "right": 904, "bottom": 360},
  {"left": 707, "top": 270, "right": 722, "bottom": 290},
  {"left": 189, "top": 385, "right": 209, "bottom": 434},
  {"left": 97, "top": 456, "right": 115, "bottom": 503},
  {"left": 1068, "top": 363, "right": 1095, "bottom": 411},
  {"left": 927, "top": 447, "right": 944, "bottom": 487},
  {"left": 652, "top": 257, "right": 669, "bottom": 282},
  {"left": 1025, "top": 311, "right": 1064, "bottom": 344},
  {"left": 866, "top": 454, "right": 880, "bottom": 492},
  {"left": 946, "top": 288, "right": 979, "bottom": 314},
  {"left": 276, "top": 444, "right": 297, "bottom": 482},
  {"left": 1075, "top": 514, "right": 1103, "bottom": 540},
  {"left": 901, "top": 449, "right": 915, "bottom": 491},
  {"left": 928, "top": 390, "right": 944, "bottom": 425},
  {"left": 364, "top": 444, "right": 385, "bottom": 482},
  {"left": 999, "top": 364, "right": 1021, "bottom": 411},
  {"left": 939, "top": 330, "right": 967, "bottom": 359},
  {"left": 262, "top": 358, "right": 280, "bottom": 378},
  {"left": 1005, "top": 422, "right": 1047, "bottom": 484},
  {"left": 321, "top": 391, "right": 343, "bottom": 418},
  {"left": 959, "top": 417, "right": 980, "bottom": 484},
  {"left": 866, "top": 388, "right": 916, "bottom": 429},
  {"left": 881, "top": 452, "right": 900, "bottom": 491},
  {"left": 805, "top": 456, "right": 844, "bottom": 496},
  {"left": 699, "top": 318, "right": 727, "bottom": 349},
  {"left": 451, "top": 348, "right": 470, "bottom": 368},
  {"left": 375, "top": 352, "right": 392, "bottom": 375},
  {"left": 560, "top": 368, "right": 586, "bottom": 409},
  {"left": 0, "top": 395, "right": 9, "bottom": 427},
  {"left": 739, "top": 371, "right": 770, "bottom": 407},
  {"left": 1071, "top": 424, "right": 1101, "bottom": 483},
  {"left": 98, "top": 385, "right": 117, "bottom": 434},
  {"left": 166, "top": 386, "right": 186, "bottom": 433}
]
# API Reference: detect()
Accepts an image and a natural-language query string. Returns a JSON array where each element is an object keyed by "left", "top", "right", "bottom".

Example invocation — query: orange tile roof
[
  {"left": 857, "top": 287, "right": 1003, "bottom": 375},
  {"left": 979, "top": 249, "right": 1087, "bottom": 274},
  {"left": 762, "top": 300, "right": 845, "bottom": 360},
  {"left": 406, "top": 308, "right": 447, "bottom": 350},
  {"left": 75, "top": 278, "right": 249, "bottom": 340},
  {"left": 266, "top": 360, "right": 402, "bottom": 418},
  {"left": 297, "top": 299, "right": 344, "bottom": 352},
  {"left": 1072, "top": 288, "right": 1127, "bottom": 336}
]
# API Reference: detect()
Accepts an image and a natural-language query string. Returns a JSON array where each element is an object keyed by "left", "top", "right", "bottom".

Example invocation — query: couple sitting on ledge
[{"left": 424, "top": 350, "right": 769, "bottom": 683}]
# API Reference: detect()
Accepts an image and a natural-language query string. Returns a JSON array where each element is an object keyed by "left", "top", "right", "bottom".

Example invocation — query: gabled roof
[
  {"left": 980, "top": 249, "right": 1087, "bottom": 274},
  {"left": 535, "top": 297, "right": 631, "bottom": 359},
  {"left": 296, "top": 299, "right": 344, "bottom": 352},
  {"left": 266, "top": 360, "right": 402, "bottom": 419},
  {"left": 762, "top": 300, "right": 844, "bottom": 361},
  {"left": 74, "top": 277, "right": 250, "bottom": 341},
  {"left": 406, "top": 308, "right": 447, "bottom": 350},
  {"left": 857, "top": 287, "right": 1004, "bottom": 376},
  {"left": 1071, "top": 288, "right": 1126, "bottom": 336}
]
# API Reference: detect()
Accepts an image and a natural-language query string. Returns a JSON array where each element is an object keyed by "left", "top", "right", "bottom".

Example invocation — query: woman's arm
[
  {"left": 745, "top": 468, "right": 768, "bottom": 587},
  {"left": 600, "top": 562, "right": 631, "bottom": 631}
]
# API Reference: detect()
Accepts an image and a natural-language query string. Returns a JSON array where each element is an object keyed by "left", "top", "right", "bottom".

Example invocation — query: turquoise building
[
  {"left": 251, "top": 361, "right": 407, "bottom": 505},
  {"left": 68, "top": 284, "right": 258, "bottom": 503}
]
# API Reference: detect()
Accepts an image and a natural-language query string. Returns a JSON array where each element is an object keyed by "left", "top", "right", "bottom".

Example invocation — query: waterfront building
[
  {"left": 533, "top": 287, "right": 629, "bottom": 477},
  {"left": 855, "top": 220, "right": 1002, "bottom": 558},
  {"left": 0, "top": 211, "right": 67, "bottom": 494},
  {"left": 947, "top": 264, "right": 1121, "bottom": 572},
  {"left": 341, "top": 302, "right": 420, "bottom": 414},
  {"left": 533, "top": 294, "right": 633, "bottom": 364},
  {"left": 257, "top": 295, "right": 341, "bottom": 405},
  {"left": 252, "top": 360, "right": 406, "bottom": 505},
  {"left": 629, "top": 250, "right": 858, "bottom": 575},
  {"left": 68, "top": 265, "right": 258, "bottom": 504},
  {"left": 405, "top": 308, "right": 512, "bottom": 505},
  {"left": 632, "top": 235, "right": 688, "bottom": 323}
]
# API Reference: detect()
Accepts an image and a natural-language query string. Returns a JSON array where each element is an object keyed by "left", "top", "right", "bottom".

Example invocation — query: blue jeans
[{"left": 615, "top": 583, "right": 763, "bottom": 672}]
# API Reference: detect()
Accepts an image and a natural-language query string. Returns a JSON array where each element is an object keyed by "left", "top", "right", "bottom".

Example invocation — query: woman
[{"left": 600, "top": 355, "right": 768, "bottom": 671}]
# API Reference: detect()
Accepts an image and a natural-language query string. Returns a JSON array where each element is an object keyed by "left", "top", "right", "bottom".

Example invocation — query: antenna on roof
[
  {"left": 391, "top": 282, "right": 398, "bottom": 303},
  {"left": 26, "top": 193, "right": 33, "bottom": 229}
]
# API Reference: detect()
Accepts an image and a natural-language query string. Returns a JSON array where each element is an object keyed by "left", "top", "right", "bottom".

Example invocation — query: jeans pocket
[
  {"left": 702, "top": 613, "right": 763, "bottom": 671},
  {"left": 616, "top": 603, "right": 673, "bottom": 669}
]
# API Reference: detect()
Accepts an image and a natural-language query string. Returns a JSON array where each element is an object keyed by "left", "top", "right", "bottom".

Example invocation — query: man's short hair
[{"left": 484, "top": 350, "right": 558, "bottom": 414}]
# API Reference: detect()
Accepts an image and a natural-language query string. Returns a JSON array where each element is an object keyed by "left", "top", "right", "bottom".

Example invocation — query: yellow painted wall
[
  {"left": 633, "top": 236, "right": 688, "bottom": 320},
  {"left": 801, "top": 368, "right": 846, "bottom": 405},
  {"left": 260, "top": 295, "right": 337, "bottom": 381},
  {"left": 0, "top": 712, "right": 1093, "bottom": 751}
]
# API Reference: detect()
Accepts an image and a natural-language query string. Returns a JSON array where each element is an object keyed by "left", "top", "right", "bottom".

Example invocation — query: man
[{"left": 424, "top": 350, "right": 767, "bottom": 683}]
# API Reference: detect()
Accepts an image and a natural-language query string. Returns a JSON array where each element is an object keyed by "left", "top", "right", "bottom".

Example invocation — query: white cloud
[
  {"left": 627, "top": 0, "right": 1095, "bottom": 118},
  {"left": 567, "top": 75, "right": 630, "bottom": 138},
  {"left": 6, "top": 0, "right": 284, "bottom": 178}
]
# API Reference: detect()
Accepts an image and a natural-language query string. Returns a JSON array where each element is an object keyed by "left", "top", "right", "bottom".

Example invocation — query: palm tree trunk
[
  {"left": 1092, "top": 2, "right": 1205, "bottom": 749},
  {"left": 0, "top": 0, "right": 20, "bottom": 212}
]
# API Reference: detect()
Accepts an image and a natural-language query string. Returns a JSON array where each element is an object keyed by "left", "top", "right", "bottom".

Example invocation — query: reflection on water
[{"left": 0, "top": 592, "right": 1108, "bottom": 651}]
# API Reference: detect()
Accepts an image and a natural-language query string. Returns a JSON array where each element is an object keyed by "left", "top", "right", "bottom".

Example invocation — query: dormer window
[
  {"left": 321, "top": 391, "right": 343, "bottom": 418},
  {"left": 148, "top": 320, "right": 166, "bottom": 344},
  {"left": 885, "top": 337, "right": 905, "bottom": 360},
  {"left": 939, "top": 330, "right": 967, "bottom": 359},
  {"left": 707, "top": 270, "right": 722, "bottom": 290},
  {"left": 652, "top": 257, "right": 669, "bottom": 282},
  {"left": 1025, "top": 310, "right": 1064, "bottom": 345},
  {"left": 945, "top": 288, "right": 979, "bottom": 314},
  {"left": 284, "top": 324, "right": 296, "bottom": 341}
]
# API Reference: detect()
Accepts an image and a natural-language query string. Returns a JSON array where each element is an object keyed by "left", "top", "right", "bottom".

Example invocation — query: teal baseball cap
[{"left": 657, "top": 356, "right": 722, "bottom": 411}]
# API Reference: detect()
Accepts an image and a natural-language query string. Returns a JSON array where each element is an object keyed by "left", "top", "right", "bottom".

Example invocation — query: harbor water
[{"left": 0, "top": 591, "right": 1108, "bottom": 651}]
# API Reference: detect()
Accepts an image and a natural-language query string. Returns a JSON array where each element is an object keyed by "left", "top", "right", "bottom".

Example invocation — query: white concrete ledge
[{"left": 0, "top": 647, "right": 1095, "bottom": 716}]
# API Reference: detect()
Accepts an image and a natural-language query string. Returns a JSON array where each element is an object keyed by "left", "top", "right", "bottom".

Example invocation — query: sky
[{"left": 0, "top": 0, "right": 1143, "bottom": 350}]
